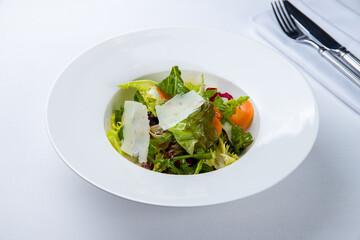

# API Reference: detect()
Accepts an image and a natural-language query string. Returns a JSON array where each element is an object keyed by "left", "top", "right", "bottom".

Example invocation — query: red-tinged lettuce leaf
[{"left": 169, "top": 101, "right": 217, "bottom": 155}]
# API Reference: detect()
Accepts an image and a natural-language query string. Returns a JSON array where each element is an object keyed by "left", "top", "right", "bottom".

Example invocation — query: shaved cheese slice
[
  {"left": 155, "top": 90, "right": 205, "bottom": 130},
  {"left": 120, "top": 101, "right": 150, "bottom": 163}
]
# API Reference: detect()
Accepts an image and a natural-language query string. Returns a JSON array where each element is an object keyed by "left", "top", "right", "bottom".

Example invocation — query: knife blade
[{"left": 283, "top": 0, "right": 360, "bottom": 74}]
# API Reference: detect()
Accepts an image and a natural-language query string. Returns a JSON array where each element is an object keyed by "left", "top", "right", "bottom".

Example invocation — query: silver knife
[{"left": 284, "top": 0, "right": 360, "bottom": 74}]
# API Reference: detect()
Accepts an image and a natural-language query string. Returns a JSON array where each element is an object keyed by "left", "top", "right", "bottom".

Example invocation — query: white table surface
[{"left": 1, "top": 0, "right": 360, "bottom": 239}]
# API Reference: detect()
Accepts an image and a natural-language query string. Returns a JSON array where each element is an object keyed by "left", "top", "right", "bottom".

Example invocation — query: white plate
[{"left": 46, "top": 27, "right": 319, "bottom": 207}]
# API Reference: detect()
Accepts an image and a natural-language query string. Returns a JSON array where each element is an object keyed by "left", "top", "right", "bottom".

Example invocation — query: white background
[{"left": 1, "top": 0, "right": 360, "bottom": 239}]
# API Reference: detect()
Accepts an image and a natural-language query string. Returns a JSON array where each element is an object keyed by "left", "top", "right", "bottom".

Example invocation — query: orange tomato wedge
[
  {"left": 212, "top": 117, "right": 222, "bottom": 137},
  {"left": 230, "top": 100, "right": 254, "bottom": 131},
  {"left": 156, "top": 87, "right": 171, "bottom": 101},
  {"left": 214, "top": 107, "right": 222, "bottom": 119},
  {"left": 212, "top": 107, "right": 222, "bottom": 137}
]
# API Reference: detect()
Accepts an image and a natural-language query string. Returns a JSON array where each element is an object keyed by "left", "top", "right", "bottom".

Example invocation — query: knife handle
[
  {"left": 343, "top": 52, "right": 360, "bottom": 74},
  {"left": 320, "top": 49, "right": 360, "bottom": 87}
]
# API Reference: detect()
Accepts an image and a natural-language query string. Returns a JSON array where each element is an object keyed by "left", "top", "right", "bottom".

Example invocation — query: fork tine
[
  {"left": 271, "top": 2, "right": 288, "bottom": 34},
  {"left": 278, "top": 0, "right": 296, "bottom": 31},
  {"left": 274, "top": 1, "right": 292, "bottom": 32}
]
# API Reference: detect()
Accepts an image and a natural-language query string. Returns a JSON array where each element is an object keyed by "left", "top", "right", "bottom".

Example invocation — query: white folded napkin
[
  {"left": 338, "top": 0, "right": 360, "bottom": 15},
  {"left": 252, "top": 0, "right": 360, "bottom": 114}
]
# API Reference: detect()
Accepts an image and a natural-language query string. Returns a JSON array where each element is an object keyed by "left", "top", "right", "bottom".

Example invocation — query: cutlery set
[{"left": 271, "top": 0, "right": 360, "bottom": 87}]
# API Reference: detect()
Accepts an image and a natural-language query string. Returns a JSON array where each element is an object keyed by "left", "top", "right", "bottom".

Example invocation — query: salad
[{"left": 107, "top": 66, "right": 254, "bottom": 174}]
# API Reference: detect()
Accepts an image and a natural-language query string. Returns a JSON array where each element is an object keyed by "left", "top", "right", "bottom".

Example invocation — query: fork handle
[
  {"left": 320, "top": 49, "right": 360, "bottom": 88},
  {"left": 343, "top": 52, "right": 360, "bottom": 74}
]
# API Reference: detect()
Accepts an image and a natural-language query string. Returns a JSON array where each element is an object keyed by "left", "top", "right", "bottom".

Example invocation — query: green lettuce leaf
[
  {"left": 114, "top": 105, "right": 124, "bottom": 124},
  {"left": 222, "top": 120, "right": 253, "bottom": 155},
  {"left": 198, "top": 74, "right": 217, "bottom": 101},
  {"left": 111, "top": 109, "right": 124, "bottom": 140},
  {"left": 230, "top": 124, "right": 253, "bottom": 154},
  {"left": 156, "top": 66, "right": 189, "bottom": 97},
  {"left": 156, "top": 159, "right": 182, "bottom": 174},
  {"left": 111, "top": 112, "right": 121, "bottom": 131},
  {"left": 203, "top": 149, "right": 215, "bottom": 168},
  {"left": 170, "top": 151, "right": 214, "bottom": 175},
  {"left": 171, "top": 151, "right": 213, "bottom": 161},
  {"left": 194, "top": 159, "right": 205, "bottom": 174},
  {"left": 197, "top": 74, "right": 217, "bottom": 100},
  {"left": 107, "top": 130, "right": 123, "bottom": 154},
  {"left": 179, "top": 160, "right": 196, "bottom": 175},
  {"left": 107, "top": 106, "right": 135, "bottom": 156},
  {"left": 199, "top": 74, "right": 205, "bottom": 96},
  {"left": 153, "top": 139, "right": 215, "bottom": 175},
  {"left": 169, "top": 101, "right": 217, "bottom": 155},
  {"left": 222, "top": 121, "right": 233, "bottom": 143},
  {"left": 168, "top": 122, "right": 198, "bottom": 155},
  {"left": 150, "top": 132, "right": 173, "bottom": 146},
  {"left": 152, "top": 152, "right": 165, "bottom": 171},
  {"left": 200, "top": 163, "right": 213, "bottom": 173}
]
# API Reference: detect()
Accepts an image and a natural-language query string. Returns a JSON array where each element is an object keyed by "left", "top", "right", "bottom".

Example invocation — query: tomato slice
[
  {"left": 212, "top": 117, "right": 222, "bottom": 137},
  {"left": 156, "top": 87, "right": 171, "bottom": 101},
  {"left": 230, "top": 100, "right": 254, "bottom": 131},
  {"left": 214, "top": 107, "right": 222, "bottom": 119}
]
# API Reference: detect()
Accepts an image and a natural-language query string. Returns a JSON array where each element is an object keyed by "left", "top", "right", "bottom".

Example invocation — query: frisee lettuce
[
  {"left": 212, "top": 138, "right": 239, "bottom": 169},
  {"left": 118, "top": 80, "right": 157, "bottom": 91},
  {"left": 186, "top": 82, "right": 201, "bottom": 92},
  {"left": 107, "top": 130, "right": 123, "bottom": 153},
  {"left": 114, "top": 106, "right": 124, "bottom": 124},
  {"left": 107, "top": 111, "right": 125, "bottom": 154}
]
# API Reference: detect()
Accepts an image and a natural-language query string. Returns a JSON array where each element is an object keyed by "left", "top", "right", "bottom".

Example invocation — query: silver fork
[{"left": 271, "top": 0, "right": 360, "bottom": 87}]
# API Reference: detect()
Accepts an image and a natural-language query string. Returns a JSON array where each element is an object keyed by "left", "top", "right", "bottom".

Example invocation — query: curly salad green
[{"left": 107, "top": 66, "right": 254, "bottom": 174}]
